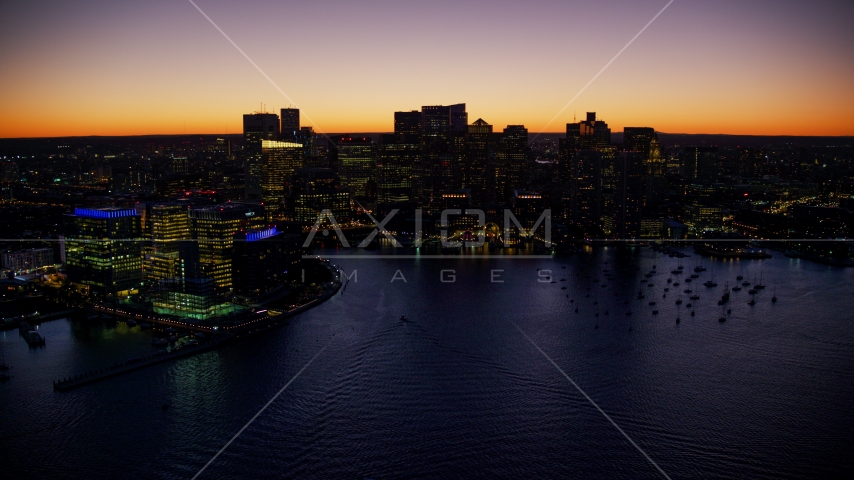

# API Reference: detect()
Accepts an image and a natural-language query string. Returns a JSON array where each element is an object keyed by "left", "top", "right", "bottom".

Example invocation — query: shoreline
[{"left": 52, "top": 260, "right": 343, "bottom": 391}]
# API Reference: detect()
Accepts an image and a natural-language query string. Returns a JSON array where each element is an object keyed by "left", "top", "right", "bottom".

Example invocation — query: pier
[{"left": 53, "top": 336, "right": 232, "bottom": 391}]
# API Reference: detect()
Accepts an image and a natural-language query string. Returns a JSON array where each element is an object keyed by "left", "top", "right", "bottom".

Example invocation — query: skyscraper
[
  {"left": 332, "top": 136, "right": 375, "bottom": 201},
  {"left": 464, "top": 118, "right": 493, "bottom": 207},
  {"left": 420, "top": 104, "right": 466, "bottom": 212},
  {"left": 623, "top": 127, "right": 664, "bottom": 208},
  {"left": 292, "top": 168, "right": 351, "bottom": 224},
  {"left": 569, "top": 150, "right": 604, "bottom": 236},
  {"left": 64, "top": 207, "right": 143, "bottom": 297},
  {"left": 450, "top": 103, "right": 468, "bottom": 133},
  {"left": 613, "top": 152, "right": 644, "bottom": 239},
  {"left": 280, "top": 108, "right": 300, "bottom": 142},
  {"left": 378, "top": 133, "right": 417, "bottom": 204},
  {"left": 297, "top": 126, "right": 324, "bottom": 168},
  {"left": 499, "top": 125, "right": 529, "bottom": 202},
  {"left": 144, "top": 203, "right": 191, "bottom": 284},
  {"left": 394, "top": 111, "right": 421, "bottom": 138},
  {"left": 243, "top": 113, "right": 280, "bottom": 153},
  {"left": 623, "top": 127, "right": 657, "bottom": 158},
  {"left": 260, "top": 139, "right": 303, "bottom": 205},
  {"left": 567, "top": 112, "right": 611, "bottom": 151},
  {"left": 244, "top": 112, "right": 280, "bottom": 201}
]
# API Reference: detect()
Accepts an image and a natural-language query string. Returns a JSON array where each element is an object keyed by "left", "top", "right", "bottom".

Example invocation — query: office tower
[
  {"left": 64, "top": 207, "right": 143, "bottom": 297},
  {"left": 623, "top": 127, "right": 657, "bottom": 157},
  {"left": 294, "top": 168, "right": 350, "bottom": 225},
  {"left": 623, "top": 127, "right": 663, "bottom": 208},
  {"left": 297, "top": 127, "right": 324, "bottom": 168},
  {"left": 613, "top": 152, "right": 644, "bottom": 239},
  {"left": 394, "top": 111, "right": 421, "bottom": 138},
  {"left": 378, "top": 133, "right": 417, "bottom": 204},
  {"left": 512, "top": 191, "right": 546, "bottom": 231},
  {"left": 293, "top": 168, "right": 351, "bottom": 224},
  {"left": 172, "top": 156, "right": 189, "bottom": 175},
  {"left": 560, "top": 112, "right": 612, "bottom": 235},
  {"left": 738, "top": 147, "right": 767, "bottom": 177},
  {"left": 260, "top": 139, "right": 303, "bottom": 205},
  {"left": 439, "top": 191, "right": 481, "bottom": 231},
  {"left": 280, "top": 108, "right": 300, "bottom": 141},
  {"left": 152, "top": 240, "right": 239, "bottom": 320},
  {"left": 461, "top": 119, "right": 493, "bottom": 208},
  {"left": 244, "top": 112, "right": 280, "bottom": 200},
  {"left": 420, "top": 104, "right": 466, "bottom": 212},
  {"left": 557, "top": 137, "right": 577, "bottom": 187},
  {"left": 243, "top": 113, "right": 280, "bottom": 153},
  {"left": 645, "top": 136, "right": 665, "bottom": 207},
  {"left": 332, "top": 136, "right": 376, "bottom": 201},
  {"left": 569, "top": 150, "right": 603, "bottom": 236},
  {"left": 188, "top": 202, "right": 266, "bottom": 289},
  {"left": 499, "top": 125, "right": 530, "bottom": 202},
  {"left": 143, "top": 203, "right": 191, "bottom": 284},
  {"left": 566, "top": 112, "right": 611, "bottom": 151},
  {"left": 450, "top": 103, "right": 468, "bottom": 132},
  {"left": 215, "top": 137, "right": 231, "bottom": 156},
  {"left": 232, "top": 226, "right": 301, "bottom": 297},
  {"left": 683, "top": 146, "right": 720, "bottom": 182}
]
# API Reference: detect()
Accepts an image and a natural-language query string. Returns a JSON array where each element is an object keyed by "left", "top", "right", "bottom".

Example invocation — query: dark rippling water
[{"left": 2, "top": 246, "right": 854, "bottom": 479}]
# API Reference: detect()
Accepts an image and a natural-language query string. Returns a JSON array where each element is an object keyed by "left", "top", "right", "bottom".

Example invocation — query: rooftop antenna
[{"left": 574, "top": 111, "right": 576, "bottom": 123}]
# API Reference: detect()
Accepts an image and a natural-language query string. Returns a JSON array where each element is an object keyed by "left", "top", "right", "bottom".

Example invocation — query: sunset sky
[{"left": 1, "top": 0, "right": 852, "bottom": 138}]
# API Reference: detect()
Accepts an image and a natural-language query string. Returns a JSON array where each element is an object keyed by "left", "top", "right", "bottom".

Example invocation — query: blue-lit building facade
[{"left": 63, "top": 207, "right": 143, "bottom": 298}]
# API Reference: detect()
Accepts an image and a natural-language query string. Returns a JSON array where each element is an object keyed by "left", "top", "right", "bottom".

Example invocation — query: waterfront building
[
  {"left": 684, "top": 202, "right": 724, "bottom": 234},
  {"left": 1, "top": 248, "right": 54, "bottom": 274},
  {"left": 143, "top": 203, "right": 191, "bottom": 284},
  {"left": 63, "top": 207, "right": 143, "bottom": 297},
  {"left": 232, "top": 226, "right": 301, "bottom": 297},
  {"left": 152, "top": 240, "right": 240, "bottom": 320},
  {"left": 188, "top": 203, "right": 266, "bottom": 289}
]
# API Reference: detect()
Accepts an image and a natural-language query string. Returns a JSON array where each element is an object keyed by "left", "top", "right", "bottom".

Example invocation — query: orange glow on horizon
[{"left": 1, "top": 0, "right": 852, "bottom": 139}]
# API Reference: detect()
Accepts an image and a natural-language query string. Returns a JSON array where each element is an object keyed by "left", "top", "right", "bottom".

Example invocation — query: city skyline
[{"left": 1, "top": 0, "right": 853, "bottom": 138}]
